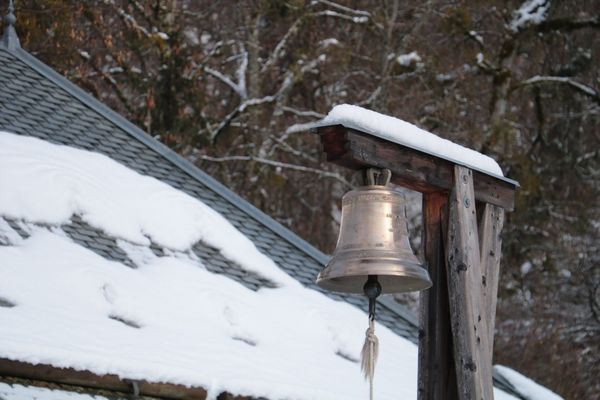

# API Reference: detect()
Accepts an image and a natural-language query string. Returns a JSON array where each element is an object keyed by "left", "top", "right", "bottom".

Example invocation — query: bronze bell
[{"left": 317, "top": 169, "right": 432, "bottom": 294}]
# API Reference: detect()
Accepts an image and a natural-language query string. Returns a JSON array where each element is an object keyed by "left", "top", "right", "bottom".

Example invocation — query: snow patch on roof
[
  {"left": 321, "top": 105, "right": 503, "bottom": 176},
  {"left": 0, "top": 131, "right": 293, "bottom": 286},
  {"left": 494, "top": 365, "right": 564, "bottom": 400}
]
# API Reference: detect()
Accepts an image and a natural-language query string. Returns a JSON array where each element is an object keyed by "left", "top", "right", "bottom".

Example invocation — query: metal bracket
[{"left": 365, "top": 168, "right": 392, "bottom": 186}]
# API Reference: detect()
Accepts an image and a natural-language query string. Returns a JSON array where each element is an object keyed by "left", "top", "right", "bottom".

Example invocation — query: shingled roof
[
  {"left": 0, "top": 29, "right": 422, "bottom": 339},
  {"left": 0, "top": 17, "right": 536, "bottom": 400}
]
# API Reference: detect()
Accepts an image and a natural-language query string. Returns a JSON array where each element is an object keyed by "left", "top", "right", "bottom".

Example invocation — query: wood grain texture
[
  {"left": 478, "top": 203, "right": 505, "bottom": 352},
  {"left": 418, "top": 192, "right": 457, "bottom": 400},
  {"left": 315, "top": 126, "right": 516, "bottom": 210},
  {"left": 446, "top": 166, "right": 494, "bottom": 400}
]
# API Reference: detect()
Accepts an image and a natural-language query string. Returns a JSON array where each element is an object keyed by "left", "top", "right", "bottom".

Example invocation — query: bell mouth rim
[
  {"left": 316, "top": 273, "right": 432, "bottom": 294},
  {"left": 316, "top": 259, "right": 432, "bottom": 294}
]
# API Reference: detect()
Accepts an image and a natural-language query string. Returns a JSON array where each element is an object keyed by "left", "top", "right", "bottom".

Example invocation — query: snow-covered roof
[
  {"left": 0, "top": 130, "right": 423, "bottom": 400},
  {"left": 494, "top": 365, "right": 563, "bottom": 400},
  {"left": 317, "top": 104, "right": 504, "bottom": 177}
]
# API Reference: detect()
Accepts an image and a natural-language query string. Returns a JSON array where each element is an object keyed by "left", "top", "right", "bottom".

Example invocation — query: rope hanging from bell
[{"left": 361, "top": 274, "right": 381, "bottom": 400}]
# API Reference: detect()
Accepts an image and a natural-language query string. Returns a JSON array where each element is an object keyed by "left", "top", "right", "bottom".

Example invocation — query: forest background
[{"left": 3, "top": 0, "right": 599, "bottom": 398}]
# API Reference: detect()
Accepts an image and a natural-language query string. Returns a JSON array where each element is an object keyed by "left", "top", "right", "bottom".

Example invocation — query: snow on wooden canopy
[{"left": 319, "top": 104, "right": 504, "bottom": 177}]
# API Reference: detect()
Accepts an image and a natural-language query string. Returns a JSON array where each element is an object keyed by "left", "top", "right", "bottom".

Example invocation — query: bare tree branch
[{"left": 535, "top": 15, "right": 600, "bottom": 33}]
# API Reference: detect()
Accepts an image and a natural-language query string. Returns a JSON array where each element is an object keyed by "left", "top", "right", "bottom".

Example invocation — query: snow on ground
[
  {"left": 0, "top": 131, "right": 519, "bottom": 400},
  {"left": 320, "top": 104, "right": 503, "bottom": 176},
  {"left": 494, "top": 365, "right": 564, "bottom": 400},
  {"left": 509, "top": 0, "right": 550, "bottom": 32},
  {"left": 0, "top": 382, "right": 112, "bottom": 400}
]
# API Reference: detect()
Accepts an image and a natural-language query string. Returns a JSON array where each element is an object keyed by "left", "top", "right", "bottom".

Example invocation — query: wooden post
[{"left": 418, "top": 192, "right": 457, "bottom": 400}]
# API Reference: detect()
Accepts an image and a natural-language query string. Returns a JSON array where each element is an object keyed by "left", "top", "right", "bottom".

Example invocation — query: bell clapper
[{"left": 361, "top": 275, "right": 381, "bottom": 400}]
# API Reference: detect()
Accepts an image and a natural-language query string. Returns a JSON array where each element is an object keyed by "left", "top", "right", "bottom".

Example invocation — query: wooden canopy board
[
  {"left": 314, "top": 125, "right": 517, "bottom": 211},
  {"left": 314, "top": 124, "right": 517, "bottom": 400}
]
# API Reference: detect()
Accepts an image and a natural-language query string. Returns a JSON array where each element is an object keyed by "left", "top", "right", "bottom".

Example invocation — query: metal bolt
[{"left": 464, "top": 197, "right": 471, "bottom": 208}]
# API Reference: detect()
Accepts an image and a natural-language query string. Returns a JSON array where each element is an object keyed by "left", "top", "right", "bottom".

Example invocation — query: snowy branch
[
  {"left": 281, "top": 107, "right": 325, "bottom": 119},
  {"left": 285, "top": 122, "right": 320, "bottom": 135},
  {"left": 236, "top": 50, "right": 248, "bottom": 99},
  {"left": 260, "top": 2, "right": 373, "bottom": 74},
  {"left": 311, "top": 0, "right": 371, "bottom": 18},
  {"left": 312, "top": 10, "right": 370, "bottom": 24},
  {"left": 209, "top": 55, "right": 325, "bottom": 144},
  {"left": 204, "top": 49, "right": 248, "bottom": 99},
  {"left": 261, "top": 18, "right": 303, "bottom": 73},
  {"left": 205, "top": 66, "right": 246, "bottom": 99},
  {"left": 509, "top": 0, "right": 550, "bottom": 32},
  {"left": 518, "top": 76, "right": 600, "bottom": 104},
  {"left": 267, "top": 135, "right": 319, "bottom": 163},
  {"left": 209, "top": 96, "right": 276, "bottom": 143},
  {"left": 112, "top": 4, "right": 150, "bottom": 37},
  {"left": 197, "top": 155, "right": 352, "bottom": 187},
  {"left": 466, "top": 30, "right": 485, "bottom": 48},
  {"left": 184, "top": 40, "right": 236, "bottom": 81}
]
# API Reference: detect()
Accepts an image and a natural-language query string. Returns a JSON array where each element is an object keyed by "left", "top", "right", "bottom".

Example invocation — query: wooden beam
[
  {"left": 0, "top": 375, "right": 148, "bottom": 400},
  {"left": 478, "top": 203, "right": 505, "bottom": 352},
  {"left": 315, "top": 125, "right": 516, "bottom": 211},
  {"left": 0, "top": 359, "right": 207, "bottom": 399},
  {"left": 418, "top": 192, "right": 457, "bottom": 400},
  {"left": 446, "top": 166, "right": 493, "bottom": 400}
]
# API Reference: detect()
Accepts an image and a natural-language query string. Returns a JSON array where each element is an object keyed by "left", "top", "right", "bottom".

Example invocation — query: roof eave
[{"left": 0, "top": 358, "right": 208, "bottom": 400}]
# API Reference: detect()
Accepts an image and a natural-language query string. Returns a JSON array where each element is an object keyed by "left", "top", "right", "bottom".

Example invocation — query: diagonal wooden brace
[{"left": 446, "top": 166, "right": 494, "bottom": 400}]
